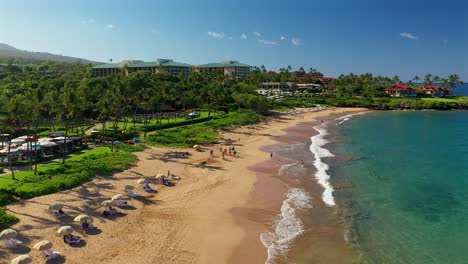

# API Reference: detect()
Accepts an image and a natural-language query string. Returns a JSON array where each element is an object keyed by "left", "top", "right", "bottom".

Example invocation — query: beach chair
[
  {"left": 53, "top": 212, "right": 66, "bottom": 219},
  {"left": 126, "top": 191, "right": 140, "bottom": 197},
  {"left": 2, "top": 238, "right": 22, "bottom": 248},
  {"left": 41, "top": 249, "right": 61, "bottom": 259},
  {"left": 115, "top": 200, "right": 128, "bottom": 207},
  {"left": 143, "top": 185, "right": 154, "bottom": 192},
  {"left": 171, "top": 175, "right": 181, "bottom": 180},
  {"left": 64, "top": 235, "right": 81, "bottom": 245},
  {"left": 81, "top": 223, "right": 96, "bottom": 231}
]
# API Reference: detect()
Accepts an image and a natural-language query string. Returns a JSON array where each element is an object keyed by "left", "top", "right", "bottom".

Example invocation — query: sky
[{"left": 0, "top": 0, "right": 467, "bottom": 81}]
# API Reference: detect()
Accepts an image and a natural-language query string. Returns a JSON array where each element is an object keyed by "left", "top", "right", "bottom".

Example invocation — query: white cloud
[
  {"left": 81, "top": 18, "right": 95, "bottom": 24},
  {"left": 291, "top": 38, "right": 301, "bottom": 45},
  {"left": 106, "top": 24, "right": 115, "bottom": 29},
  {"left": 280, "top": 36, "right": 286, "bottom": 40},
  {"left": 258, "top": 39, "right": 278, "bottom": 45},
  {"left": 240, "top": 33, "right": 247, "bottom": 39},
  {"left": 400, "top": 32, "right": 418, "bottom": 40},
  {"left": 208, "top": 31, "right": 225, "bottom": 39},
  {"left": 253, "top": 31, "right": 261, "bottom": 37}
]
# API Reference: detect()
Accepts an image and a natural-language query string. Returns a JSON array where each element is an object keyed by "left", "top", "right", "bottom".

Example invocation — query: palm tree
[
  {"left": 413, "top": 76, "right": 421, "bottom": 84},
  {"left": 286, "top": 65, "right": 293, "bottom": 73},
  {"left": 432, "top": 75, "right": 440, "bottom": 85},
  {"left": 447, "top": 74, "right": 463, "bottom": 96},
  {"left": 424, "top": 74, "right": 433, "bottom": 85}
]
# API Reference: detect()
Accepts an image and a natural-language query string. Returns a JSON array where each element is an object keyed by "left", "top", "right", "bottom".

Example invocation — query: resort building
[
  {"left": 385, "top": 83, "right": 417, "bottom": 97},
  {"left": 196, "top": 60, "right": 252, "bottom": 79},
  {"left": 415, "top": 85, "right": 445, "bottom": 97},
  {"left": 256, "top": 82, "right": 322, "bottom": 96},
  {"left": 256, "top": 82, "right": 296, "bottom": 96},
  {"left": 92, "top": 59, "right": 192, "bottom": 77}
]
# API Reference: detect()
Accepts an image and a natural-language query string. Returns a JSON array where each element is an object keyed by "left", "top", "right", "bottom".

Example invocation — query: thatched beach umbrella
[
  {"left": 11, "top": 254, "right": 32, "bottom": 264},
  {"left": 137, "top": 178, "right": 147, "bottom": 184},
  {"left": 56, "top": 226, "right": 73, "bottom": 236},
  {"left": 111, "top": 194, "right": 124, "bottom": 201},
  {"left": 33, "top": 240, "right": 53, "bottom": 251},
  {"left": 101, "top": 200, "right": 114, "bottom": 207},
  {"left": 74, "top": 214, "right": 93, "bottom": 223},
  {"left": 123, "top": 185, "right": 135, "bottom": 190},
  {"left": 0, "top": 229, "right": 18, "bottom": 240},
  {"left": 155, "top": 174, "right": 165, "bottom": 179},
  {"left": 48, "top": 203, "right": 64, "bottom": 211}
]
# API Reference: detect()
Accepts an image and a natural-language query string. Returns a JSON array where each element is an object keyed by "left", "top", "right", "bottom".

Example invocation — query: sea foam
[
  {"left": 260, "top": 188, "right": 313, "bottom": 264},
  {"left": 336, "top": 112, "right": 367, "bottom": 125},
  {"left": 310, "top": 124, "right": 335, "bottom": 206}
]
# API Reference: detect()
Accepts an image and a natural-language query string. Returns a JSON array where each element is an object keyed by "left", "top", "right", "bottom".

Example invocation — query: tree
[
  {"left": 424, "top": 74, "right": 433, "bottom": 85},
  {"left": 447, "top": 74, "right": 463, "bottom": 96},
  {"left": 413, "top": 75, "right": 421, "bottom": 84}
]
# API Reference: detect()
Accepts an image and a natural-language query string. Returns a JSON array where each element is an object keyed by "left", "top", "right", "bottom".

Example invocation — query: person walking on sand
[
  {"left": 270, "top": 152, "right": 273, "bottom": 159},
  {"left": 210, "top": 149, "right": 214, "bottom": 157},
  {"left": 167, "top": 170, "right": 171, "bottom": 177}
]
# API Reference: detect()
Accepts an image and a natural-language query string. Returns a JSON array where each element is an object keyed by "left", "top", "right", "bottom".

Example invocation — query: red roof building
[
  {"left": 320, "top": 77, "right": 334, "bottom": 84},
  {"left": 414, "top": 85, "right": 445, "bottom": 97},
  {"left": 385, "top": 83, "right": 417, "bottom": 97}
]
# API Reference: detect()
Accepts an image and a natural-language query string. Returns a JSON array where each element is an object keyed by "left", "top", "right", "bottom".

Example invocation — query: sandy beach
[{"left": 2, "top": 107, "right": 366, "bottom": 264}]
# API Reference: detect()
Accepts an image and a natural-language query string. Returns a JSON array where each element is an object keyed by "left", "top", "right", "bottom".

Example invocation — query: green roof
[
  {"left": 92, "top": 59, "right": 191, "bottom": 69},
  {"left": 199, "top": 60, "right": 251, "bottom": 68}
]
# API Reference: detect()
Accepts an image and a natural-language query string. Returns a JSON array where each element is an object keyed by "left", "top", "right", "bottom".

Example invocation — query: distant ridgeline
[{"left": 0, "top": 43, "right": 97, "bottom": 64}]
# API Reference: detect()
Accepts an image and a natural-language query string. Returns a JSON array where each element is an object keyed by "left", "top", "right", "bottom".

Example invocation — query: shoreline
[
  {"left": 2, "top": 107, "right": 366, "bottom": 264},
  {"left": 229, "top": 108, "right": 368, "bottom": 264}
]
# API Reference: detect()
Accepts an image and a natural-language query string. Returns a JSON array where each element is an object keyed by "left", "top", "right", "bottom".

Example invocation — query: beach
[{"left": 3, "top": 107, "right": 366, "bottom": 264}]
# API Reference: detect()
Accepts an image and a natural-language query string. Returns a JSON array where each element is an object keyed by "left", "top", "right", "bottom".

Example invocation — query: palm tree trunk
[{"left": 7, "top": 136, "right": 14, "bottom": 180}]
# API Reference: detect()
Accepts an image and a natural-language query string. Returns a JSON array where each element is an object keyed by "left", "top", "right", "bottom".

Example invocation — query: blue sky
[{"left": 0, "top": 0, "right": 467, "bottom": 80}]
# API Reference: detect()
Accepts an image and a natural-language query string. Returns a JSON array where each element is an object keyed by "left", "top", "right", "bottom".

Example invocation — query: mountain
[{"left": 0, "top": 43, "right": 98, "bottom": 64}]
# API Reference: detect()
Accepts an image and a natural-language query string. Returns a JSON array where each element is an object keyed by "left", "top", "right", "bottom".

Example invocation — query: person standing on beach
[
  {"left": 270, "top": 152, "right": 273, "bottom": 159},
  {"left": 210, "top": 149, "right": 214, "bottom": 157}
]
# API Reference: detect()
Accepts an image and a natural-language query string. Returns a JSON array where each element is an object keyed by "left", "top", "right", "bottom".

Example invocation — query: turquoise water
[{"left": 330, "top": 111, "right": 468, "bottom": 264}]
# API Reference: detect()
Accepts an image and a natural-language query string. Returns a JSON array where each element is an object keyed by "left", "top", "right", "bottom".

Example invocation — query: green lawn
[{"left": 145, "top": 110, "right": 259, "bottom": 147}]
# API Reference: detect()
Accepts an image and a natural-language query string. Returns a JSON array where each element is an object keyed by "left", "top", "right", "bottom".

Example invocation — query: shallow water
[{"left": 330, "top": 111, "right": 468, "bottom": 263}]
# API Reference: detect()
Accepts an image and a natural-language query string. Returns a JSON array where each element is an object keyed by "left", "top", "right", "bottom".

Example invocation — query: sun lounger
[
  {"left": 171, "top": 175, "right": 181, "bottom": 180},
  {"left": 127, "top": 191, "right": 140, "bottom": 197},
  {"left": 115, "top": 200, "right": 128, "bottom": 207},
  {"left": 143, "top": 186, "right": 154, "bottom": 192},
  {"left": 53, "top": 212, "right": 66, "bottom": 219},
  {"left": 41, "top": 250, "right": 61, "bottom": 259},
  {"left": 2, "top": 238, "right": 22, "bottom": 248},
  {"left": 81, "top": 223, "right": 96, "bottom": 231},
  {"left": 64, "top": 235, "right": 81, "bottom": 244}
]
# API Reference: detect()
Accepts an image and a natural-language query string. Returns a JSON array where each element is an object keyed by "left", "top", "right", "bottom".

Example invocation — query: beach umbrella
[
  {"left": 111, "top": 194, "right": 124, "bottom": 201},
  {"left": 193, "top": 144, "right": 200, "bottom": 149},
  {"left": 101, "top": 200, "right": 114, "bottom": 207},
  {"left": 0, "top": 229, "right": 18, "bottom": 240},
  {"left": 48, "top": 203, "right": 64, "bottom": 211},
  {"left": 74, "top": 214, "right": 93, "bottom": 223},
  {"left": 56, "top": 226, "right": 73, "bottom": 236},
  {"left": 33, "top": 240, "right": 53, "bottom": 251},
  {"left": 123, "top": 185, "right": 135, "bottom": 190},
  {"left": 155, "top": 174, "right": 165, "bottom": 179},
  {"left": 11, "top": 255, "right": 32, "bottom": 264},
  {"left": 137, "top": 178, "right": 147, "bottom": 184}
]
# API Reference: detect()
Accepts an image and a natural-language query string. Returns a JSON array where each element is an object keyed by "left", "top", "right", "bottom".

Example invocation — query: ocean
[{"left": 329, "top": 111, "right": 468, "bottom": 263}]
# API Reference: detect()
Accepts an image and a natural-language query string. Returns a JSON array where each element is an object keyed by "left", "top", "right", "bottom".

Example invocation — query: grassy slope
[{"left": 146, "top": 110, "right": 259, "bottom": 147}]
